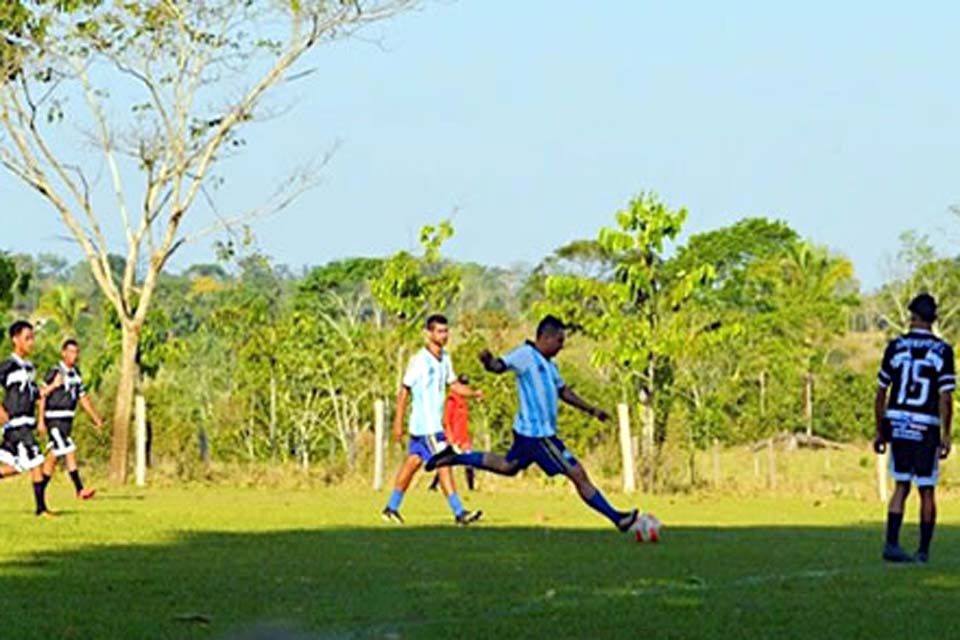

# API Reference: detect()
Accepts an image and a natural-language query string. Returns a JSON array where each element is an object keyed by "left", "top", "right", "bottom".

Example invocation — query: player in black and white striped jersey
[
  {"left": 39, "top": 338, "right": 103, "bottom": 501},
  {"left": 0, "top": 321, "right": 63, "bottom": 517},
  {"left": 874, "top": 294, "right": 954, "bottom": 564}
]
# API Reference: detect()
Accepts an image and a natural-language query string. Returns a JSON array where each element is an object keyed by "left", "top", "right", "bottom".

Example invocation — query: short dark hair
[
  {"left": 62, "top": 338, "right": 79, "bottom": 351},
  {"left": 426, "top": 314, "right": 448, "bottom": 330},
  {"left": 8, "top": 320, "right": 32, "bottom": 340},
  {"left": 536, "top": 315, "right": 566, "bottom": 338},
  {"left": 909, "top": 293, "right": 938, "bottom": 323},
  {"left": 457, "top": 374, "right": 470, "bottom": 385}
]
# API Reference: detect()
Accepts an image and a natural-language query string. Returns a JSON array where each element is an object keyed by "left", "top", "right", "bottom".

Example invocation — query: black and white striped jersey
[
  {"left": 878, "top": 329, "right": 956, "bottom": 442},
  {"left": 44, "top": 363, "right": 86, "bottom": 425},
  {"left": 0, "top": 355, "right": 39, "bottom": 429}
]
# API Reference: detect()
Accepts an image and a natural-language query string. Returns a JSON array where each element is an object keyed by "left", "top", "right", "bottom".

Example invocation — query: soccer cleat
[
  {"left": 617, "top": 509, "right": 640, "bottom": 533},
  {"left": 381, "top": 508, "right": 404, "bottom": 525},
  {"left": 76, "top": 488, "right": 96, "bottom": 500},
  {"left": 882, "top": 544, "right": 913, "bottom": 563},
  {"left": 36, "top": 510, "right": 58, "bottom": 520},
  {"left": 455, "top": 510, "right": 483, "bottom": 526},
  {"left": 424, "top": 446, "right": 457, "bottom": 472},
  {"left": 914, "top": 551, "right": 929, "bottom": 565}
]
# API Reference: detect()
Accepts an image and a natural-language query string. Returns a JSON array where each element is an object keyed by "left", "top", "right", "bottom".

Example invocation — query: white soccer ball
[{"left": 631, "top": 512, "right": 661, "bottom": 543}]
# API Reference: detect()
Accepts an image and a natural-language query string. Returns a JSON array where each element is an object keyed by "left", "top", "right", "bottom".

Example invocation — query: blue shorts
[
  {"left": 506, "top": 433, "right": 579, "bottom": 477},
  {"left": 409, "top": 433, "right": 447, "bottom": 462}
]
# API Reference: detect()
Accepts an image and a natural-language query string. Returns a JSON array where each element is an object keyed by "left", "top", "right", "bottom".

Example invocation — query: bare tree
[{"left": 0, "top": 0, "right": 416, "bottom": 482}]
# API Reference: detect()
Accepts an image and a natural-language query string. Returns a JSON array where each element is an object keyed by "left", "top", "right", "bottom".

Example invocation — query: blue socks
[
  {"left": 584, "top": 490, "right": 625, "bottom": 526},
  {"left": 386, "top": 488, "right": 404, "bottom": 512},
  {"left": 447, "top": 492, "right": 465, "bottom": 517}
]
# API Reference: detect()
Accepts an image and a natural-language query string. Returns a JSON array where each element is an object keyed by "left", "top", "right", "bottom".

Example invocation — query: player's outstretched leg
[
  {"left": 436, "top": 467, "right": 482, "bottom": 526},
  {"left": 883, "top": 481, "right": 913, "bottom": 562},
  {"left": 915, "top": 486, "right": 936, "bottom": 563},
  {"left": 382, "top": 455, "right": 421, "bottom": 524},
  {"left": 566, "top": 463, "right": 637, "bottom": 532},
  {"left": 425, "top": 447, "right": 519, "bottom": 475}
]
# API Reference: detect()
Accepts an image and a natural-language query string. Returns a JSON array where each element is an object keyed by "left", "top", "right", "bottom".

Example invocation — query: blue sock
[
  {"left": 386, "top": 489, "right": 404, "bottom": 512},
  {"left": 584, "top": 490, "right": 626, "bottom": 527},
  {"left": 454, "top": 452, "right": 485, "bottom": 467},
  {"left": 447, "top": 492, "right": 465, "bottom": 517}
]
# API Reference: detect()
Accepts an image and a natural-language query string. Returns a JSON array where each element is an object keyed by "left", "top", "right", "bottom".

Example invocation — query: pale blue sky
[{"left": 3, "top": 1, "right": 959, "bottom": 289}]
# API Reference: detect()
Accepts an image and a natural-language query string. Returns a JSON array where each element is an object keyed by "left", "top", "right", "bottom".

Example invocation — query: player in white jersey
[
  {"left": 427, "top": 316, "right": 641, "bottom": 532},
  {"left": 381, "top": 314, "right": 483, "bottom": 526}
]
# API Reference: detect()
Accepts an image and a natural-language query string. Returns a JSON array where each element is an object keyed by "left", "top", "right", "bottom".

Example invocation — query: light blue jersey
[
  {"left": 403, "top": 348, "right": 456, "bottom": 437},
  {"left": 503, "top": 342, "right": 565, "bottom": 438}
]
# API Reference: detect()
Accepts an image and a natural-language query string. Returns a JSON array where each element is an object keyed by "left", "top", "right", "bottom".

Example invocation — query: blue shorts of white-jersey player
[{"left": 426, "top": 316, "right": 641, "bottom": 534}]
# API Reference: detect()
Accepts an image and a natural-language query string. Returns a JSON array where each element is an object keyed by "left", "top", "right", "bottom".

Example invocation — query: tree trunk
[
  {"left": 804, "top": 372, "right": 814, "bottom": 438},
  {"left": 109, "top": 322, "right": 141, "bottom": 483}
]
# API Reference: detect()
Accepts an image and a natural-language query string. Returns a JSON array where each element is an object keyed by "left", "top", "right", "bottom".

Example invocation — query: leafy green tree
[
  {"left": 0, "top": 0, "right": 417, "bottom": 482},
  {"left": 541, "top": 193, "right": 714, "bottom": 488}
]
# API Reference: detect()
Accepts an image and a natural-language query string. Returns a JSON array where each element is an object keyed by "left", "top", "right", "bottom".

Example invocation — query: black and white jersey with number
[
  {"left": 0, "top": 355, "right": 39, "bottom": 429},
  {"left": 44, "top": 362, "right": 86, "bottom": 426},
  {"left": 878, "top": 329, "right": 956, "bottom": 443}
]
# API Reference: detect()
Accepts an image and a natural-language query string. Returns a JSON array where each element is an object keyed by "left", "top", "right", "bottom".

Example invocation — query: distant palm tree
[{"left": 36, "top": 285, "right": 88, "bottom": 336}]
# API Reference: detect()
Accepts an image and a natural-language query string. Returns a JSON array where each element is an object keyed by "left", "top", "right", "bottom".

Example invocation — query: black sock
[
  {"left": 919, "top": 520, "right": 935, "bottom": 554},
  {"left": 428, "top": 475, "right": 440, "bottom": 491},
  {"left": 40, "top": 473, "right": 52, "bottom": 490},
  {"left": 69, "top": 469, "right": 84, "bottom": 492},
  {"left": 886, "top": 512, "right": 903, "bottom": 546},
  {"left": 466, "top": 467, "right": 475, "bottom": 491},
  {"left": 33, "top": 481, "right": 48, "bottom": 514}
]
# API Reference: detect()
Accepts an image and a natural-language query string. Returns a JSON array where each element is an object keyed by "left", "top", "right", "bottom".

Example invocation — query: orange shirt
[{"left": 443, "top": 393, "right": 471, "bottom": 449}]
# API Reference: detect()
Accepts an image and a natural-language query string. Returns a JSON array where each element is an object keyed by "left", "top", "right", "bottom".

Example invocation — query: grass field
[{"left": 1, "top": 474, "right": 958, "bottom": 639}]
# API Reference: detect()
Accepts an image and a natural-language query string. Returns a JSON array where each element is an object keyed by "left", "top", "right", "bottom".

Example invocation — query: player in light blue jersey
[
  {"left": 427, "top": 315, "right": 640, "bottom": 533},
  {"left": 382, "top": 314, "right": 484, "bottom": 526}
]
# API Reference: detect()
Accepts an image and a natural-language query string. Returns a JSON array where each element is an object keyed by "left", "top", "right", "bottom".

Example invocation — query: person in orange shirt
[{"left": 430, "top": 374, "right": 482, "bottom": 491}]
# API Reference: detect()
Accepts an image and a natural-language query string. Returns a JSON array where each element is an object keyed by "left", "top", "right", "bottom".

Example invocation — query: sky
[{"left": 3, "top": 1, "right": 960, "bottom": 290}]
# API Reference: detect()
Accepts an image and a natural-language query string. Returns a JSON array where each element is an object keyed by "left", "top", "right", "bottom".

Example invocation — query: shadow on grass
[{"left": 2, "top": 523, "right": 960, "bottom": 639}]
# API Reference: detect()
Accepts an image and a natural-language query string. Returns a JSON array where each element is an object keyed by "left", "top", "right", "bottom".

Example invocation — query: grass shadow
[{"left": 2, "top": 523, "right": 959, "bottom": 639}]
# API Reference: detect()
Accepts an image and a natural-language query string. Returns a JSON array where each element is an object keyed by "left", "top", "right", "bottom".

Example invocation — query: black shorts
[
  {"left": 46, "top": 420, "right": 77, "bottom": 458},
  {"left": 0, "top": 426, "right": 45, "bottom": 471},
  {"left": 890, "top": 439, "right": 939, "bottom": 487}
]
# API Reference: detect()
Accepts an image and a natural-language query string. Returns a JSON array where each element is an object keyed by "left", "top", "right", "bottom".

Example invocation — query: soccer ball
[{"left": 630, "top": 512, "right": 661, "bottom": 543}]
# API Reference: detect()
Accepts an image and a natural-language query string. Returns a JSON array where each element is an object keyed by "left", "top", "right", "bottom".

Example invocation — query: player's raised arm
[
  {"left": 479, "top": 349, "right": 508, "bottom": 375},
  {"left": 559, "top": 386, "right": 610, "bottom": 422}
]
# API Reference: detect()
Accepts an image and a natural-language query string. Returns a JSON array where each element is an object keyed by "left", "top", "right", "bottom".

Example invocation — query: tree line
[{"left": 2, "top": 194, "right": 953, "bottom": 486}]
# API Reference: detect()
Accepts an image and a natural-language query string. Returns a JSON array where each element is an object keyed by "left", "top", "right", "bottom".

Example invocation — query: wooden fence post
[
  {"left": 876, "top": 450, "right": 889, "bottom": 503},
  {"left": 712, "top": 438, "right": 721, "bottom": 488},
  {"left": 617, "top": 403, "right": 636, "bottom": 493}
]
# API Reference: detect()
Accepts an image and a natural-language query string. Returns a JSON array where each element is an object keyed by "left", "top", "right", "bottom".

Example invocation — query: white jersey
[{"left": 403, "top": 348, "right": 456, "bottom": 437}]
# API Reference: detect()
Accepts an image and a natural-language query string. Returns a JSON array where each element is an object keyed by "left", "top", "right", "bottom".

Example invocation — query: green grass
[{"left": 1, "top": 475, "right": 958, "bottom": 639}]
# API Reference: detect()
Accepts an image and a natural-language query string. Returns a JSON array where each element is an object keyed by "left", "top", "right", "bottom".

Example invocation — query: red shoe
[{"left": 76, "top": 488, "right": 96, "bottom": 500}]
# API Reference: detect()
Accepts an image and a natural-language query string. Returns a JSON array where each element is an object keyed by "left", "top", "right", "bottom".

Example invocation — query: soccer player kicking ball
[
  {"left": 38, "top": 339, "right": 103, "bottom": 501},
  {"left": 0, "top": 321, "right": 62, "bottom": 517},
  {"left": 427, "top": 316, "right": 641, "bottom": 533},
  {"left": 874, "top": 294, "right": 954, "bottom": 564},
  {"left": 381, "top": 314, "right": 484, "bottom": 526}
]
